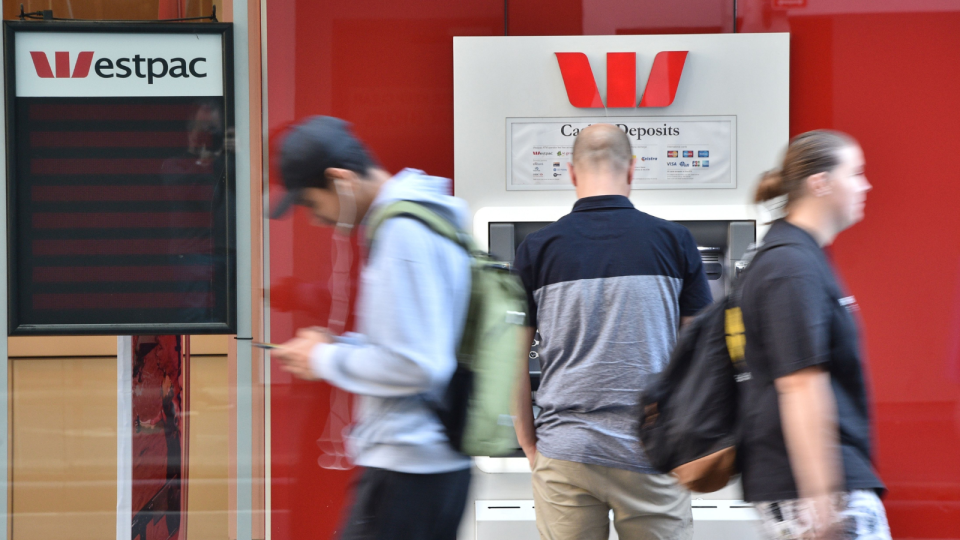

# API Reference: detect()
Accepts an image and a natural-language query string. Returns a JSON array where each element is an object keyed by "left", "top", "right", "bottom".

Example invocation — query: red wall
[
  {"left": 266, "top": 2, "right": 502, "bottom": 538},
  {"left": 267, "top": 1, "right": 960, "bottom": 538}
]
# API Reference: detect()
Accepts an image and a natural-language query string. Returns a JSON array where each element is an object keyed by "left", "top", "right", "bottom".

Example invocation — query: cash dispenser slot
[{"left": 699, "top": 247, "right": 724, "bottom": 280}]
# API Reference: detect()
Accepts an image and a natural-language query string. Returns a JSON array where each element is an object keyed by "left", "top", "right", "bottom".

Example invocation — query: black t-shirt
[{"left": 738, "top": 219, "right": 885, "bottom": 502}]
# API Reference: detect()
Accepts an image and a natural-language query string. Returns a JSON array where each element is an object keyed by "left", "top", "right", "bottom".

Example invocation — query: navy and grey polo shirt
[{"left": 514, "top": 195, "right": 712, "bottom": 473}]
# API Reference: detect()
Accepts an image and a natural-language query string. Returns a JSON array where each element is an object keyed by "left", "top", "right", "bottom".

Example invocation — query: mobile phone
[{"left": 252, "top": 342, "right": 281, "bottom": 350}]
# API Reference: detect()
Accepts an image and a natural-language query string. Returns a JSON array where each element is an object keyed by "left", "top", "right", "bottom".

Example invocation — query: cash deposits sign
[
  {"left": 453, "top": 34, "right": 788, "bottom": 214},
  {"left": 508, "top": 116, "right": 736, "bottom": 190}
]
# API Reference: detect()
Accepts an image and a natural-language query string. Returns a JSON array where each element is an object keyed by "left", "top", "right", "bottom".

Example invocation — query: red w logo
[
  {"left": 30, "top": 51, "right": 95, "bottom": 78},
  {"left": 555, "top": 51, "right": 688, "bottom": 108}
]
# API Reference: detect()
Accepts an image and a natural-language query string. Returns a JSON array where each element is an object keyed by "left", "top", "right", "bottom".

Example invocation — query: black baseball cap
[{"left": 270, "top": 116, "right": 378, "bottom": 219}]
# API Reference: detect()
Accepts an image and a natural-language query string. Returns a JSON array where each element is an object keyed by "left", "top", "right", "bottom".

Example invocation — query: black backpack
[{"left": 638, "top": 242, "right": 783, "bottom": 492}]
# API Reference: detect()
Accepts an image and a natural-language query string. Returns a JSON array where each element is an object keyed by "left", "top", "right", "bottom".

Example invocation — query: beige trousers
[{"left": 531, "top": 452, "right": 693, "bottom": 540}]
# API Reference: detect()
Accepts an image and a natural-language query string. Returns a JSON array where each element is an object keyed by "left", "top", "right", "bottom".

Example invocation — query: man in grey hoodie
[{"left": 270, "top": 116, "right": 472, "bottom": 540}]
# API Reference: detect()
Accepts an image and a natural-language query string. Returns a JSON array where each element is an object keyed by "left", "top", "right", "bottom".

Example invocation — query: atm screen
[{"left": 489, "top": 219, "right": 755, "bottom": 264}]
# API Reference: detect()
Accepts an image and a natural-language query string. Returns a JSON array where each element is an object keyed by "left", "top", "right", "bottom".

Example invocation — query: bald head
[{"left": 572, "top": 124, "right": 632, "bottom": 177}]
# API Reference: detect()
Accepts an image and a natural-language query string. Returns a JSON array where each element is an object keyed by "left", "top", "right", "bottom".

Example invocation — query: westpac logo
[
  {"left": 29, "top": 51, "right": 208, "bottom": 84},
  {"left": 30, "top": 51, "right": 94, "bottom": 78},
  {"left": 555, "top": 51, "right": 688, "bottom": 108}
]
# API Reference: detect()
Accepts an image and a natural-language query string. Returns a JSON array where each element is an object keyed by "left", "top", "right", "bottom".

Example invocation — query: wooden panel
[
  {"left": 11, "top": 357, "right": 116, "bottom": 540},
  {"left": 3, "top": 0, "right": 223, "bottom": 21},
  {"left": 10, "top": 355, "right": 229, "bottom": 539},
  {"left": 8, "top": 335, "right": 229, "bottom": 358},
  {"left": 185, "top": 355, "right": 231, "bottom": 539}
]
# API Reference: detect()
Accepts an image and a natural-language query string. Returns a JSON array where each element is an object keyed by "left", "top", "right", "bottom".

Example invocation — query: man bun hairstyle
[
  {"left": 754, "top": 169, "right": 785, "bottom": 203},
  {"left": 754, "top": 129, "right": 858, "bottom": 205}
]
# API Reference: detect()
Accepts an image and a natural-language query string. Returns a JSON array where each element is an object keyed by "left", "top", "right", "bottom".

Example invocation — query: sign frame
[{"left": 4, "top": 21, "right": 237, "bottom": 335}]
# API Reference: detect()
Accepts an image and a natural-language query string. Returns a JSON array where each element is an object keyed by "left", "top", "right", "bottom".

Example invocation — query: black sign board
[{"left": 5, "top": 22, "right": 236, "bottom": 335}]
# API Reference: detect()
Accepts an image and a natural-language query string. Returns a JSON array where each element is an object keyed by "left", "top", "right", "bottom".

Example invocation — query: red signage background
[{"left": 266, "top": 1, "right": 960, "bottom": 539}]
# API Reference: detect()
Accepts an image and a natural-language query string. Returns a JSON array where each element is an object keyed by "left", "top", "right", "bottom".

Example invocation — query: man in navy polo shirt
[{"left": 512, "top": 124, "right": 712, "bottom": 540}]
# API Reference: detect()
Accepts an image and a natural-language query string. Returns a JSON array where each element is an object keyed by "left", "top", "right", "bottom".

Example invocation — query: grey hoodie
[{"left": 309, "top": 169, "right": 472, "bottom": 473}]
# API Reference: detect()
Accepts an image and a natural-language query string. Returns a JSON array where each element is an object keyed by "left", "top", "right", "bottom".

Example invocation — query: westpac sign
[
  {"left": 16, "top": 31, "right": 223, "bottom": 97},
  {"left": 555, "top": 51, "right": 687, "bottom": 108}
]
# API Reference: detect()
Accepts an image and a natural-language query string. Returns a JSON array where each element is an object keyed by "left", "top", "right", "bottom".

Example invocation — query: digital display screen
[{"left": 6, "top": 24, "right": 235, "bottom": 335}]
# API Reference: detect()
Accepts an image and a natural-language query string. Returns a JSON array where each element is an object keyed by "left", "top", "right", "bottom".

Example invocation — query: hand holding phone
[{"left": 260, "top": 329, "right": 335, "bottom": 381}]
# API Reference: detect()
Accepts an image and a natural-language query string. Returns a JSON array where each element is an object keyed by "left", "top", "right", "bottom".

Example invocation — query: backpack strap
[
  {"left": 724, "top": 238, "right": 792, "bottom": 364},
  {"left": 366, "top": 200, "right": 476, "bottom": 253},
  {"left": 366, "top": 200, "right": 480, "bottom": 432}
]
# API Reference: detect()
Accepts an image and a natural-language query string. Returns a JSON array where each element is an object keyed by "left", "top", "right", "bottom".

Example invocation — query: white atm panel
[{"left": 475, "top": 499, "right": 763, "bottom": 540}]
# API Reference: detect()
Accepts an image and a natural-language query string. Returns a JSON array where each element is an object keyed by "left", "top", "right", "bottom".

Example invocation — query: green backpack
[{"left": 367, "top": 200, "right": 529, "bottom": 457}]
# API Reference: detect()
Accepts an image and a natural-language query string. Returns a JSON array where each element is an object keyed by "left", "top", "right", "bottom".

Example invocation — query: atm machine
[
  {"left": 463, "top": 214, "right": 763, "bottom": 540},
  {"left": 451, "top": 31, "right": 788, "bottom": 540}
]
